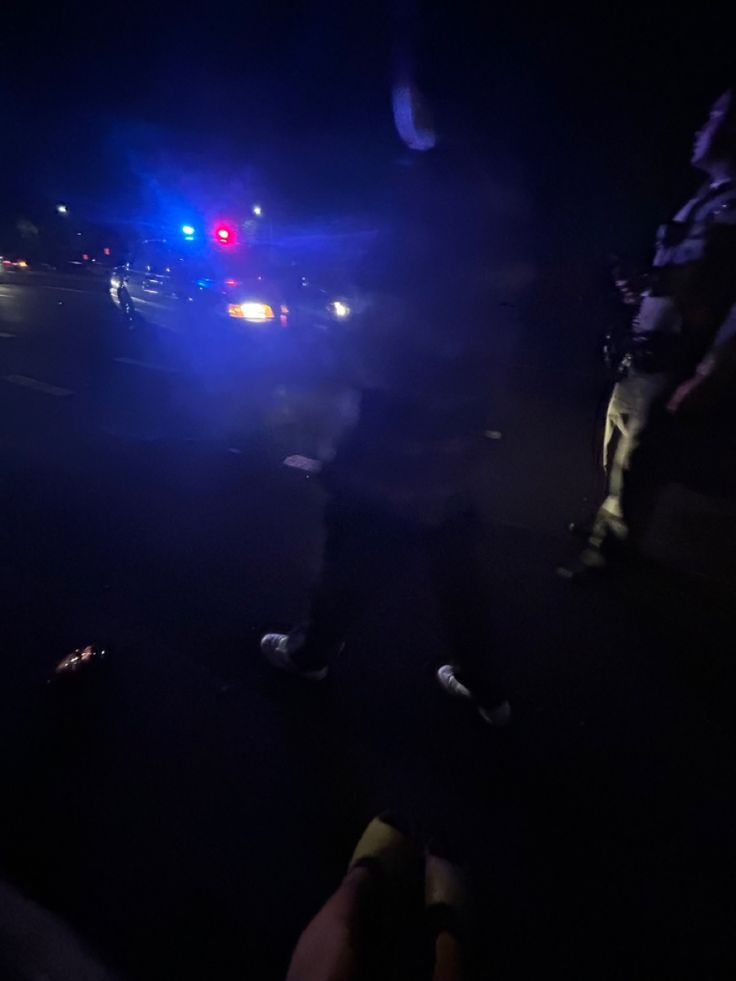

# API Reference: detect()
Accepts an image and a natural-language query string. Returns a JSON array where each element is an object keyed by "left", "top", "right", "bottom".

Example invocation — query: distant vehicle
[
  {"left": 1, "top": 257, "right": 30, "bottom": 272},
  {"left": 109, "top": 234, "right": 354, "bottom": 336},
  {"left": 63, "top": 256, "right": 111, "bottom": 277}
]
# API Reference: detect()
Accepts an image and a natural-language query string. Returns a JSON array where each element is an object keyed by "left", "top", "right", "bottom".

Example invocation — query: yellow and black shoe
[{"left": 348, "top": 812, "right": 419, "bottom": 882}]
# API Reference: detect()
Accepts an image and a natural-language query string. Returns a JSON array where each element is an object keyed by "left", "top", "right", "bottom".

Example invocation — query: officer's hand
[
  {"left": 667, "top": 376, "right": 709, "bottom": 416},
  {"left": 614, "top": 278, "right": 641, "bottom": 306}
]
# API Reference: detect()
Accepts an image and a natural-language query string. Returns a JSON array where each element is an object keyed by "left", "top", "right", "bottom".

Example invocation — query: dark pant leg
[
  {"left": 426, "top": 505, "right": 507, "bottom": 708},
  {"left": 292, "top": 497, "right": 395, "bottom": 670}
]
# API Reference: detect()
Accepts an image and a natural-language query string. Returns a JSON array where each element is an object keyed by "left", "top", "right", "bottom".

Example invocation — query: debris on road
[{"left": 52, "top": 644, "right": 107, "bottom": 679}]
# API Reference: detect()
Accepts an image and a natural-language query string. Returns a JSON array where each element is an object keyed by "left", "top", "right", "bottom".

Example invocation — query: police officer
[{"left": 566, "top": 89, "right": 736, "bottom": 576}]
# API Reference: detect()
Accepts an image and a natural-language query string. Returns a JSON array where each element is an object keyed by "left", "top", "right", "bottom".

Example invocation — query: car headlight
[
  {"left": 227, "top": 302, "right": 275, "bottom": 323},
  {"left": 328, "top": 299, "right": 351, "bottom": 319}
]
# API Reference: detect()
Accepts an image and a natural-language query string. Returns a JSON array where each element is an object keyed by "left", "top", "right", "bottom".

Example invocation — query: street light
[
  {"left": 56, "top": 203, "right": 68, "bottom": 215},
  {"left": 252, "top": 203, "right": 263, "bottom": 217}
]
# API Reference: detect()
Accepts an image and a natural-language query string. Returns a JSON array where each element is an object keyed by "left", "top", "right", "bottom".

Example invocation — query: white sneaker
[
  {"left": 477, "top": 701, "right": 512, "bottom": 727},
  {"left": 260, "top": 633, "right": 329, "bottom": 682},
  {"left": 436, "top": 665, "right": 511, "bottom": 727},
  {"left": 436, "top": 665, "right": 473, "bottom": 700}
]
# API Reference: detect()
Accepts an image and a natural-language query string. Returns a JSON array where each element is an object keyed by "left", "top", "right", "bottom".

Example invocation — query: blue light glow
[{"left": 181, "top": 224, "right": 195, "bottom": 237}]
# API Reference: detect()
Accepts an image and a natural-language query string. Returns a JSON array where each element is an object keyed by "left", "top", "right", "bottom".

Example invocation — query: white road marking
[
  {"left": 0, "top": 284, "right": 94, "bottom": 295},
  {"left": 283, "top": 455, "right": 323, "bottom": 473},
  {"left": 2, "top": 374, "right": 74, "bottom": 397},
  {"left": 113, "top": 357, "right": 179, "bottom": 374}
]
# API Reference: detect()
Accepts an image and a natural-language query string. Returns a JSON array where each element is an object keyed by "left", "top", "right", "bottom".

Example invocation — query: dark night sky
[{"left": 0, "top": 3, "right": 734, "bottom": 254}]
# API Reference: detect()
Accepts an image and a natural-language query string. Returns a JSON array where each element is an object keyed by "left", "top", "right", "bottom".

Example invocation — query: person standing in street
[
  {"left": 260, "top": 82, "right": 530, "bottom": 726},
  {"left": 562, "top": 89, "right": 736, "bottom": 578}
]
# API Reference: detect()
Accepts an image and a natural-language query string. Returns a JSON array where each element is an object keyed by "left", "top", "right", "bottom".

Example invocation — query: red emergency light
[{"left": 213, "top": 223, "right": 236, "bottom": 246}]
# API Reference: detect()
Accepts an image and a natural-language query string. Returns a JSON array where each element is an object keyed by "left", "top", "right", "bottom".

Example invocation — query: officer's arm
[
  {"left": 696, "top": 308, "right": 736, "bottom": 382},
  {"left": 668, "top": 219, "right": 736, "bottom": 415},
  {"left": 668, "top": 306, "right": 736, "bottom": 414}
]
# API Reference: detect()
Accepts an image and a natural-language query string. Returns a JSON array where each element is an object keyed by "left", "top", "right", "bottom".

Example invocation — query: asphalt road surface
[{"left": 0, "top": 273, "right": 734, "bottom": 979}]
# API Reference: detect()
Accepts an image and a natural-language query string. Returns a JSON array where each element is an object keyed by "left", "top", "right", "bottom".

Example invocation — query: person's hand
[
  {"left": 614, "top": 277, "right": 643, "bottom": 306},
  {"left": 667, "top": 375, "right": 709, "bottom": 416}
]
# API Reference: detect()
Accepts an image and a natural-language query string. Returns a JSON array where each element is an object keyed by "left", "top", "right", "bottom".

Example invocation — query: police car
[{"left": 109, "top": 223, "right": 353, "bottom": 336}]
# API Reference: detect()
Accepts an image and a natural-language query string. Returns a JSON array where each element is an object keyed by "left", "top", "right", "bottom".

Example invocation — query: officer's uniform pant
[
  {"left": 589, "top": 370, "right": 673, "bottom": 551},
  {"left": 590, "top": 368, "right": 736, "bottom": 554},
  {"left": 290, "top": 494, "right": 507, "bottom": 708}
]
